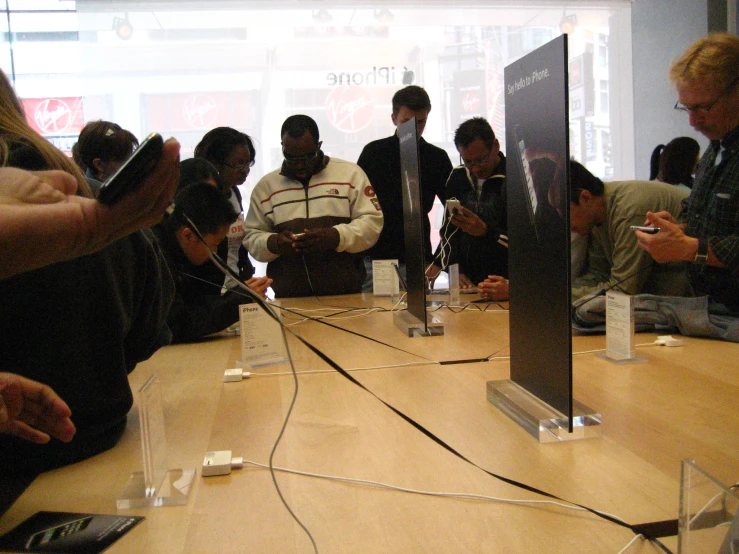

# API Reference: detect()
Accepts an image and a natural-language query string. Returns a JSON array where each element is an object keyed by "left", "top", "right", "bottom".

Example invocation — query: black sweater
[
  {"left": 151, "top": 222, "right": 252, "bottom": 343},
  {"left": 0, "top": 229, "right": 174, "bottom": 475},
  {"left": 432, "top": 154, "right": 509, "bottom": 283},
  {"left": 357, "top": 135, "right": 452, "bottom": 262}
]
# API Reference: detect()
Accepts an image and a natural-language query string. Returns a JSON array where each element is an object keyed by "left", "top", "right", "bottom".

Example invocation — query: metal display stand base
[
  {"left": 393, "top": 310, "right": 444, "bottom": 337},
  {"left": 486, "top": 379, "right": 601, "bottom": 443},
  {"left": 117, "top": 468, "right": 195, "bottom": 509}
]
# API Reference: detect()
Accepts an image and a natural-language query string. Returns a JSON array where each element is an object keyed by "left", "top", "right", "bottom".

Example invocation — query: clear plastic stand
[
  {"left": 486, "top": 380, "right": 601, "bottom": 443},
  {"left": 117, "top": 375, "right": 195, "bottom": 509},
  {"left": 448, "top": 264, "right": 460, "bottom": 307},
  {"left": 595, "top": 291, "right": 647, "bottom": 364},
  {"left": 392, "top": 310, "right": 444, "bottom": 337},
  {"left": 678, "top": 459, "right": 739, "bottom": 553}
]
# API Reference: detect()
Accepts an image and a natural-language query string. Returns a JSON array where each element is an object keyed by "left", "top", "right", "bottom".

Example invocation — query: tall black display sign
[
  {"left": 504, "top": 35, "right": 573, "bottom": 427},
  {"left": 398, "top": 117, "right": 427, "bottom": 328}
]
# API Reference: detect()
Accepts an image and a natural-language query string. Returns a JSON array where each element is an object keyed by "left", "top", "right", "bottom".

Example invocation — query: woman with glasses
[{"left": 194, "top": 127, "right": 257, "bottom": 290}]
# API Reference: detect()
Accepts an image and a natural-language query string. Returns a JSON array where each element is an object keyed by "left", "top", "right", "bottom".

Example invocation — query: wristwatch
[{"left": 693, "top": 237, "right": 709, "bottom": 265}]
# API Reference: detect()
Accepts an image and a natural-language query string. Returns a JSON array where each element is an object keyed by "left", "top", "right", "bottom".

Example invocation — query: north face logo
[{"left": 326, "top": 188, "right": 339, "bottom": 195}]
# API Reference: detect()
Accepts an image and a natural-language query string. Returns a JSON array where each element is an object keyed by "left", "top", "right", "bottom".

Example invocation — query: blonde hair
[
  {"left": 669, "top": 32, "right": 739, "bottom": 92},
  {"left": 0, "top": 70, "right": 91, "bottom": 198}
]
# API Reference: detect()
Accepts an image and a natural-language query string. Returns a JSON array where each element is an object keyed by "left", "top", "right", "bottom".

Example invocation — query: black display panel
[
  {"left": 504, "top": 35, "right": 573, "bottom": 427},
  {"left": 398, "top": 117, "right": 428, "bottom": 330}
]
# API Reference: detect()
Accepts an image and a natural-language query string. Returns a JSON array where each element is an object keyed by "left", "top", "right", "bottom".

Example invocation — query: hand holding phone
[
  {"left": 630, "top": 225, "right": 660, "bottom": 235},
  {"left": 98, "top": 132, "right": 164, "bottom": 205}
]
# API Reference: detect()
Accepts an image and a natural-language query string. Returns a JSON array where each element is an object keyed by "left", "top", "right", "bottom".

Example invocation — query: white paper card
[
  {"left": 605, "top": 291, "right": 635, "bottom": 360},
  {"left": 372, "top": 259, "right": 400, "bottom": 296},
  {"left": 239, "top": 304, "right": 288, "bottom": 368}
]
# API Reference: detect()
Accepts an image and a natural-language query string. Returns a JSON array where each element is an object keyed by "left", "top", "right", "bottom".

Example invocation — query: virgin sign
[
  {"left": 23, "top": 97, "right": 84, "bottom": 136},
  {"left": 325, "top": 85, "right": 374, "bottom": 133},
  {"left": 182, "top": 94, "right": 218, "bottom": 129}
]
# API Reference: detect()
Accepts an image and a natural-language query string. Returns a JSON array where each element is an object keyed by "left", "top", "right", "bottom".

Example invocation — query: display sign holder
[
  {"left": 448, "top": 264, "right": 461, "bottom": 307},
  {"left": 393, "top": 116, "right": 444, "bottom": 338},
  {"left": 488, "top": 34, "right": 599, "bottom": 441},
  {"left": 238, "top": 303, "right": 288, "bottom": 369},
  {"left": 117, "top": 375, "right": 195, "bottom": 509},
  {"left": 596, "top": 291, "right": 647, "bottom": 364},
  {"left": 679, "top": 459, "right": 739, "bottom": 553},
  {"left": 372, "top": 259, "right": 400, "bottom": 297},
  {"left": 487, "top": 380, "right": 600, "bottom": 443}
]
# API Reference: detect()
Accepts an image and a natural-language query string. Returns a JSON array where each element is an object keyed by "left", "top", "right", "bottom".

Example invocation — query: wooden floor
[{"left": 1, "top": 293, "right": 737, "bottom": 553}]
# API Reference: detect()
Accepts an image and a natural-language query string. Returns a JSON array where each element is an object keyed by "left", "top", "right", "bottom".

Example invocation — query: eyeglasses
[
  {"left": 674, "top": 77, "right": 739, "bottom": 114},
  {"left": 221, "top": 160, "right": 250, "bottom": 172},
  {"left": 460, "top": 150, "right": 491, "bottom": 169},
  {"left": 283, "top": 149, "right": 319, "bottom": 166}
]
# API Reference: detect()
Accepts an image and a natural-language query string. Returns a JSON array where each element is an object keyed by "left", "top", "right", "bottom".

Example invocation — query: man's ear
[
  {"left": 92, "top": 158, "right": 105, "bottom": 174},
  {"left": 579, "top": 189, "right": 593, "bottom": 204},
  {"left": 178, "top": 226, "right": 196, "bottom": 243},
  {"left": 391, "top": 112, "right": 398, "bottom": 126}
]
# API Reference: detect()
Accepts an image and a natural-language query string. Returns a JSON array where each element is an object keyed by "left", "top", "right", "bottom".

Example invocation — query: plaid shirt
[{"left": 680, "top": 124, "right": 739, "bottom": 306}]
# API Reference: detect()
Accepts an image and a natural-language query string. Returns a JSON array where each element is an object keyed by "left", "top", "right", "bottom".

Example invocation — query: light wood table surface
[{"left": 1, "top": 293, "right": 737, "bottom": 553}]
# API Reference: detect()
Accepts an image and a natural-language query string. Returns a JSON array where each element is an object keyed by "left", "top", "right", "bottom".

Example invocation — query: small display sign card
[{"left": 0, "top": 511, "right": 143, "bottom": 553}]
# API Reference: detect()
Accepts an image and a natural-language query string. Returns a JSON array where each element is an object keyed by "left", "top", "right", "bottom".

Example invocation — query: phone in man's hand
[
  {"left": 97, "top": 132, "right": 164, "bottom": 205},
  {"left": 630, "top": 225, "right": 661, "bottom": 234}
]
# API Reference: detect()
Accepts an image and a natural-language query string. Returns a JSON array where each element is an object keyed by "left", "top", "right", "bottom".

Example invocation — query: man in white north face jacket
[{"left": 244, "top": 114, "right": 383, "bottom": 298}]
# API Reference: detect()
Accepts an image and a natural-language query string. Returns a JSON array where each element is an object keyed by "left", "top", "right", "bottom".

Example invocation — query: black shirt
[{"left": 357, "top": 134, "right": 452, "bottom": 262}]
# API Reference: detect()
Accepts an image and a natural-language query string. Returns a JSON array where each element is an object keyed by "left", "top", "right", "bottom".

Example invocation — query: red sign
[
  {"left": 325, "top": 85, "right": 374, "bottom": 133},
  {"left": 147, "top": 92, "right": 253, "bottom": 131},
  {"left": 461, "top": 92, "right": 481, "bottom": 113},
  {"left": 22, "top": 97, "right": 84, "bottom": 136}
]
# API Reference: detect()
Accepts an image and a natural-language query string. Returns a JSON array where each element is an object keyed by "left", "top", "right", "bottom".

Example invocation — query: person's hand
[
  {"left": 636, "top": 211, "right": 698, "bottom": 263},
  {"left": 642, "top": 210, "right": 684, "bottom": 229},
  {"left": 450, "top": 205, "right": 487, "bottom": 237},
  {"left": 459, "top": 273, "right": 475, "bottom": 290},
  {"left": 267, "top": 230, "right": 299, "bottom": 256},
  {"left": 0, "top": 140, "right": 181, "bottom": 279},
  {"left": 425, "top": 263, "right": 442, "bottom": 290},
  {"left": 0, "top": 372, "right": 76, "bottom": 444},
  {"left": 0, "top": 168, "right": 77, "bottom": 206},
  {"left": 478, "top": 275, "right": 510, "bottom": 301},
  {"left": 292, "top": 227, "right": 340, "bottom": 254},
  {"left": 245, "top": 276, "right": 272, "bottom": 299}
]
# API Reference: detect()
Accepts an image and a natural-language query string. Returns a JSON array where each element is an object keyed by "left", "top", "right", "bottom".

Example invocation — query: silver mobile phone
[{"left": 630, "top": 225, "right": 660, "bottom": 234}]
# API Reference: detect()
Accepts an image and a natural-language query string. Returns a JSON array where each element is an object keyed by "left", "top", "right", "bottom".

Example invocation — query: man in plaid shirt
[{"left": 637, "top": 33, "right": 739, "bottom": 310}]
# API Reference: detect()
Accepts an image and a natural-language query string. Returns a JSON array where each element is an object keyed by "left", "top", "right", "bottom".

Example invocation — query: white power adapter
[
  {"left": 654, "top": 335, "right": 684, "bottom": 347},
  {"left": 202, "top": 450, "right": 244, "bottom": 477},
  {"left": 223, "top": 368, "right": 251, "bottom": 382}
]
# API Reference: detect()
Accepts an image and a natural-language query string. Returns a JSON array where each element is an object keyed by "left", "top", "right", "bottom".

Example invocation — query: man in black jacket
[
  {"left": 426, "top": 117, "right": 508, "bottom": 290},
  {"left": 152, "top": 183, "right": 271, "bottom": 343},
  {"left": 357, "top": 86, "right": 452, "bottom": 289}
]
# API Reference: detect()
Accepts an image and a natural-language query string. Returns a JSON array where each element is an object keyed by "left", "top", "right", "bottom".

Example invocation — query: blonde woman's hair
[
  {"left": 669, "top": 32, "right": 739, "bottom": 93},
  {"left": 0, "top": 70, "right": 92, "bottom": 198}
]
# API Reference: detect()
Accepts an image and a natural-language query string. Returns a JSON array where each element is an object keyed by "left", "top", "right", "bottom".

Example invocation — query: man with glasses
[
  {"left": 243, "top": 115, "right": 383, "bottom": 298},
  {"left": 357, "top": 86, "right": 452, "bottom": 290},
  {"left": 425, "top": 117, "right": 508, "bottom": 292},
  {"left": 637, "top": 33, "right": 739, "bottom": 310}
]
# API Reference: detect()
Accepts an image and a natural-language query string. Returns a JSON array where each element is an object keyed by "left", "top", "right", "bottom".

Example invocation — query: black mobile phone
[
  {"left": 630, "top": 225, "right": 660, "bottom": 234},
  {"left": 97, "top": 132, "right": 164, "bottom": 205},
  {"left": 25, "top": 516, "right": 93, "bottom": 549}
]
